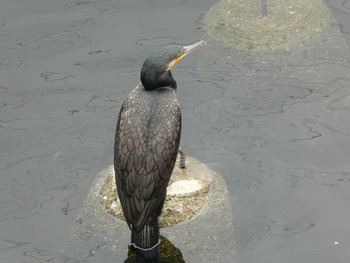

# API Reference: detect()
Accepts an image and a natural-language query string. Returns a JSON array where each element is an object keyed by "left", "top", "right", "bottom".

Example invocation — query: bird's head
[{"left": 140, "top": 40, "right": 206, "bottom": 91}]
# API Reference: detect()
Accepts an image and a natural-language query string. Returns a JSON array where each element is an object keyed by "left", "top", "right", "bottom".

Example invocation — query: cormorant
[{"left": 114, "top": 40, "right": 206, "bottom": 260}]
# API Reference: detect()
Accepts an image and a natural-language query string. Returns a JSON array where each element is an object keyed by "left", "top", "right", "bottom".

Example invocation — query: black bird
[{"left": 114, "top": 40, "right": 206, "bottom": 260}]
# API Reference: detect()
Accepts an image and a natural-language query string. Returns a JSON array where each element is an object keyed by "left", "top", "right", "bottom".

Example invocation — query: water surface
[{"left": 1, "top": 0, "right": 350, "bottom": 262}]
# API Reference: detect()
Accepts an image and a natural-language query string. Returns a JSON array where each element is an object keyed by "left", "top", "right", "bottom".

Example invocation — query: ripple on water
[
  {"left": 235, "top": 216, "right": 315, "bottom": 251},
  {"left": 0, "top": 18, "right": 95, "bottom": 61}
]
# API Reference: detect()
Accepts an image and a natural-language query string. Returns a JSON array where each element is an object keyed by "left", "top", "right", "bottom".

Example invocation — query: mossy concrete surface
[
  {"left": 99, "top": 156, "right": 212, "bottom": 227},
  {"left": 205, "top": 0, "right": 333, "bottom": 52}
]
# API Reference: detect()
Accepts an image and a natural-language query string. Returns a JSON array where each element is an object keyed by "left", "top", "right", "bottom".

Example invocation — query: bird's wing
[{"left": 114, "top": 88, "right": 181, "bottom": 230}]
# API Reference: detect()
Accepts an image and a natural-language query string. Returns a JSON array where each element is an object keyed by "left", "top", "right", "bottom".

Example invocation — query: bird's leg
[
  {"left": 168, "top": 147, "right": 186, "bottom": 187},
  {"left": 178, "top": 147, "right": 186, "bottom": 169}
]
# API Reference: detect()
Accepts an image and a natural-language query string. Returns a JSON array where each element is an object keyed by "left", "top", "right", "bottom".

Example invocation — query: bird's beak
[
  {"left": 167, "top": 40, "right": 207, "bottom": 70},
  {"left": 182, "top": 40, "right": 207, "bottom": 58}
]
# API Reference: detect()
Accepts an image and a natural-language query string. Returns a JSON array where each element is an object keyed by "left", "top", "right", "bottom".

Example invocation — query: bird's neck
[
  {"left": 158, "top": 70, "right": 177, "bottom": 90},
  {"left": 141, "top": 70, "right": 177, "bottom": 91}
]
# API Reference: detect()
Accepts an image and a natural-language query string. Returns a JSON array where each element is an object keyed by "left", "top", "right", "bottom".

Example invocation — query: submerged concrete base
[
  {"left": 205, "top": 0, "right": 332, "bottom": 51},
  {"left": 60, "top": 156, "right": 236, "bottom": 262}
]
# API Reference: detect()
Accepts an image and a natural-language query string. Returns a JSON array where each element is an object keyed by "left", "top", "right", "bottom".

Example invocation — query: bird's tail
[{"left": 131, "top": 216, "right": 160, "bottom": 260}]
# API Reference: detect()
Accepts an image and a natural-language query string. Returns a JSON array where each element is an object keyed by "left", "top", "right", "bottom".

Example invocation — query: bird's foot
[{"left": 178, "top": 147, "right": 186, "bottom": 169}]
